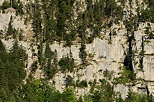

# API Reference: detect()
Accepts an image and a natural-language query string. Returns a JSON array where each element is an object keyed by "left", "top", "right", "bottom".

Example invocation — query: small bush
[
  {"left": 66, "top": 75, "right": 75, "bottom": 87},
  {"left": 59, "top": 55, "right": 75, "bottom": 72},
  {"left": 76, "top": 80, "right": 88, "bottom": 88},
  {"left": 0, "top": 1, "right": 10, "bottom": 11},
  {"left": 31, "top": 61, "right": 38, "bottom": 73},
  {"left": 140, "top": 9, "right": 154, "bottom": 23},
  {"left": 114, "top": 66, "right": 136, "bottom": 84}
]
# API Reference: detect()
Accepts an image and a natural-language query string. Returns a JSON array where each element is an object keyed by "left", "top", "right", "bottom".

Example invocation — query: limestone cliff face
[{"left": 0, "top": 0, "right": 154, "bottom": 98}]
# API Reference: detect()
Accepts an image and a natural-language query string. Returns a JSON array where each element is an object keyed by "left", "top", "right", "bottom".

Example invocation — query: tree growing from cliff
[
  {"left": 92, "top": 79, "right": 115, "bottom": 102},
  {"left": 32, "top": 0, "right": 42, "bottom": 41},
  {"left": 7, "top": 16, "right": 14, "bottom": 36},
  {"left": 0, "top": 1, "right": 10, "bottom": 11},
  {"left": 59, "top": 54, "right": 75, "bottom": 72}
]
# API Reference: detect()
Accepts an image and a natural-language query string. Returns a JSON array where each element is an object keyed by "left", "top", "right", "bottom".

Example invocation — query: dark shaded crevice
[
  {"left": 139, "top": 37, "right": 144, "bottom": 69},
  {"left": 145, "top": 85, "right": 150, "bottom": 100},
  {"left": 109, "top": 30, "right": 112, "bottom": 41},
  {"left": 124, "top": 32, "right": 135, "bottom": 71}
]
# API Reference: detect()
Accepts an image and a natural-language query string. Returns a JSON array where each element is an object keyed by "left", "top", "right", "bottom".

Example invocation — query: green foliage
[
  {"left": 20, "top": 80, "right": 62, "bottom": 102},
  {"left": 41, "top": 0, "right": 57, "bottom": 42},
  {"left": 44, "top": 58, "right": 58, "bottom": 79},
  {"left": 114, "top": 66, "right": 136, "bottom": 84},
  {"left": 31, "top": 61, "right": 38, "bottom": 73},
  {"left": 40, "top": 0, "right": 76, "bottom": 45},
  {"left": 15, "top": 0, "right": 24, "bottom": 15},
  {"left": 103, "top": 69, "right": 114, "bottom": 80},
  {"left": 32, "top": 0, "right": 42, "bottom": 40},
  {"left": 56, "top": 0, "right": 76, "bottom": 45},
  {"left": 7, "top": 27, "right": 23, "bottom": 39},
  {"left": 43, "top": 44, "right": 58, "bottom": 79},
  {"left": 140, "top": 0, "right": 154, "bottom": 23},
  {"left": 0, "top": 0, "right": 24, "bottom": 15},
  {"left": 0, "top": 40, "right": 6, "bottom": 54},
  {"left": 78, "top": 95, "right": 93, "bottom": 102},
  {"left": 144, "top": 0, "right": 154, "bottom": 10},
  {"left": 105, "top": 0, "right": 117, "bottom": 17},
  {"left": 62, "top": 88, "right": 77, "bottom": 102},
  {"left": 29, "top": 0, "right": 123, "bottom": 45},
  {"left": 66, "top": 75, "right": 75, "bottom": 87},
  {"left": 0, "top": 30, "right": 3, "bottom": 35},
  {"left": 140, "top": 9, "right": 154, "bottom": 23},
  {"left": 78, "top": 79, "right": 154, "bottom": 102},
  {"left": 124, "top": 20, "right": 134, "bottom": 33},
  {"left": 12, "top": 0, "right": 24, "bottom": 15},
  {"left": 76, "top": 80, "right": 88, "bottom": 88},
  {"left": 123, "top": 91, "right": 154, "bottom": 102},
  {"left": 0, "top": 1, "right": 10, "bottom": 11},
  {"left": 37, "top": 43, "right": 44, "bottom": 67},
  {"left": 8, "top": 41, "right": 27, "bottom": 88},
  {"left": 92, "top": 79, "right": 115, "bottom": 102},
  {"left": 18, "top": 80, "right": 78, "bottom": 102},
  {"left": 82, "top": 95, "right": 93, "bottom": 102},
  {"left": 91, "top": 80, "right": 152, "bottom": 102},
  {"left": 77, "top": 0, "right": 123, "bottom": 43},
  {"left": 79, "top": 43, "right": 87, "bottom": 64},
  {"left": 44, "top": 43, "right": 54, "bottom": 58},
  {"left": 59, "top": 54, "right": 75, "bottom": 72},
  {"left": 0, "top": 40, "right": 27, "bottom": 102},
  {"left": 119, "top": 0, "right": 126, "bottom": 6},
  {"left": 7, "top": 16, "right": 15, "bottom": 36}
]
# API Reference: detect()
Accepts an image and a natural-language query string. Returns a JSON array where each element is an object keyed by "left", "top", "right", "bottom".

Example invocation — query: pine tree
[{"left": 7, "top": 16, "right": 14, "bottom": 36}]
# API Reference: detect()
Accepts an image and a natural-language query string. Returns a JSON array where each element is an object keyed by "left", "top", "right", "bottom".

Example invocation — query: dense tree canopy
[{"left": 0, "top": 40, "right": 27, "bottom": 102}]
